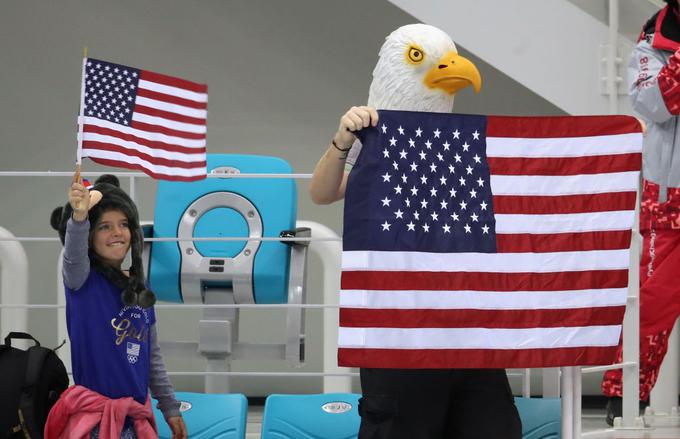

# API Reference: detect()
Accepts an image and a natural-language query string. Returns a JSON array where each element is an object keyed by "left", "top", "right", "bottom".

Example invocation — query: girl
[{"left": 46, "top": 172, "right": 187, "bottom": 439}]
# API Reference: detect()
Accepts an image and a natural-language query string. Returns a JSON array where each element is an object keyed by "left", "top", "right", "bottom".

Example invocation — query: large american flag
[
  {"left": 78, "top": 58, "right": 207, "bottom": 181},
  {"left": 338, "top": 110, "right": 642, "bottom": 369}
]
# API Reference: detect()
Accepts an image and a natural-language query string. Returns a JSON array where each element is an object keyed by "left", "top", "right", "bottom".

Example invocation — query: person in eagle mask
[
  {"left": 601, "top": 0, "right": 680, "bottom": 426},
  {"left": 310, "top": 23, "right": 521, "bottom": 439}
]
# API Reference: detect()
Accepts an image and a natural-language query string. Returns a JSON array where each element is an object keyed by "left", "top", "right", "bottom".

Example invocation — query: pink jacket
[{"left": 44, "top": 385, "right": 157, "bottom": 439}]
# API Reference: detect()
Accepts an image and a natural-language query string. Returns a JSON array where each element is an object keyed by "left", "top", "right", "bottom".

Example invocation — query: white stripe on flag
[
  {"left": 337, "top": 326, "right": 622, "bottom": 349},
  {"left": 132, "top": 112, "right": 207, "bottom": 134},
  {"left": 81, "top": 117, "right": 205, "bottom": 148},
  {"left": 486, "top": 133, "right": 643, "bottom": 157},
  {"left": 339, "top": 288, "right": 628, "bottom": 310},
  {"left": 139, "top": 79, "right": 208, "bottom": 103},
  {"left": 135, "top": 96, "right": 207, "bottom": 119},
  {"left": 83, "top": 150, "right": 206, "bottom": 177},
  {"left": 82, "top": 132, "right": 206, "bottom": 161},
  {"left": 489, "top": 172, "right": 639, "bottom": 196},
  {"left": 495, "top": 210, "right": 635, "bottom": 234},
  {"left": 341, "top": 249, "right": 630, "bottom": 272}
]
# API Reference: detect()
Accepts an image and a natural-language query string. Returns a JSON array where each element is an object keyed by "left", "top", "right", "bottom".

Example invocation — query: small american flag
[
  {"left": 339, "top": 110, "right": 642, "bottom": 369},
  {"left": 78, "top": 58, "right": 207, "bottom": 181}
]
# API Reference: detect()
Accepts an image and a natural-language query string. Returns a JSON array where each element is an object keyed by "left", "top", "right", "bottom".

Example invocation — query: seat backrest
[
  {"left": 149, "top": 154, "right": 296, "bottom": 304},
  {"left": 261, "top": 393, "right": 361, "bottom": 439},
  {"left": 514, "top": 397, "right": 561, "bottom": 439},
  {"left": 153, "top": 392, "right": 248, "bottom": 439}
]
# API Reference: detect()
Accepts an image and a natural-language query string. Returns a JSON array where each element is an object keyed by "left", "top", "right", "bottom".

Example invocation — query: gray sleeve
[
  {"left": 629, "top": 39, "right": 673, "bottom": 123},
  {"left": 149, "top": 325, "right": 181, "bottom": 419},
  {"left": 344, "top": 139, "right": 363, "bottom": 172},
  {"left": 62, "top": 218, "right": 91, "bottom": 290}
]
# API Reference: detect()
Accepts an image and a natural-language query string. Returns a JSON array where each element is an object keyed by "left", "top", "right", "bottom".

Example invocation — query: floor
[
  {"left": 245, "top": 406, "right": 263, "bottom": 439},
  {"left": 581, "top": 407, "right": 680, "bottom": 438},
  {"left": 243, "top": 406, "right": 680, "bottom": 439}
]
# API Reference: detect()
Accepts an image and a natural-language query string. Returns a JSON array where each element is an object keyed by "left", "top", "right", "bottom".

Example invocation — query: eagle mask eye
[{"left": 406, "top": 46, "right": 425, "bottom": 64}]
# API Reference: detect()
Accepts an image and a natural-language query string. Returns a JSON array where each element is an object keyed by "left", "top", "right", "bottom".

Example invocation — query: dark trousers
[{"left": 358, "top": 368, "right": 522, "bottom": 439}]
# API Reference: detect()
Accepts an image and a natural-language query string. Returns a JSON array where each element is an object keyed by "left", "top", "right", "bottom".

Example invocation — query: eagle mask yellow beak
[{"left": 424, "top": 51, "right": 482, "bottom": 95}]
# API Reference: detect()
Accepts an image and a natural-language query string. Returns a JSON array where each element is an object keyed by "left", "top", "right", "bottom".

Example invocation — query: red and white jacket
[{"left": 632, "top": 5, "right": 680, "bottom": 229}]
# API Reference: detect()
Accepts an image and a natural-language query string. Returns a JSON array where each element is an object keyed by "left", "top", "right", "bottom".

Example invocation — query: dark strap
[
  {"left": 17, "top": 346, "right": 50, "bottom": 439},
  {"left": 3, "top": 332, "right": 40, "bottom": 348}
]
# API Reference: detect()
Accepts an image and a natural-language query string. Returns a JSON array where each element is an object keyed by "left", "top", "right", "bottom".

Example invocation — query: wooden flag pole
[
  {"left": 74, "top": 164, "right": 81, "bottom": 184},
  {"left": 74, "top": 47, "right": 87, "bottom": 210}
]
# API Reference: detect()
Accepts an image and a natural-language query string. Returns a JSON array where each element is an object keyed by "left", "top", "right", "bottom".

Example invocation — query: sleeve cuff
[
  {"left": 160, "top": 399, "right": 182, "bottom": 419},
  {"left": 67, "top": 216, "right": 89, "bottom": 228}
]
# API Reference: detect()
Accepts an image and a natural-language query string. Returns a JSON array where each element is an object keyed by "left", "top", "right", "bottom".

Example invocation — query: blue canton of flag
[
  {"left": 83, "top": 60, "right": 140, "bottom": 126},
  {"left": 345, "top": 110, "right": 497, "bottom": 253}
]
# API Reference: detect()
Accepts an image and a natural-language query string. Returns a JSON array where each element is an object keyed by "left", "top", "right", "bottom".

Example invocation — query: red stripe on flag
[
  {"left": 488, "top": 153, "right": 641, "bottom": 176},
  {"left": 82, "top": 141, "right": 207, "bottom": 168},
  {"left": 83, "top": 124, "right": 206, "bottom": 155},
  {"left": 130, "top": 120, "right": 206, "bottom": 140},
  {"left": 492, "top": 192, "right": 636, "bottom": 214},
  {"left": 134, "top": 104, "right": 206, "bottom": 125},
  {"left": 339, "top": 306, "right": 626, "bottom": 329},
  {"left": 341, "top": 270, "right": 629, "bottom": 292},
  {"left": 496, "top": 230, "right": 632, "bottom": 253},
  {"left": 140, "top": 70, "right": 207, "bottom": 93},
  {"left": 486, "top": 115, "right": 642, "bottom": 138},
  {"left": 337, "top": 346, "right": 620, "bottom": 368},
  {"left": 136, "top": 88, "right": 207, "bottom": 109},
  {"left": 88, "top": 157, "right": 205, "bottom": 182}
]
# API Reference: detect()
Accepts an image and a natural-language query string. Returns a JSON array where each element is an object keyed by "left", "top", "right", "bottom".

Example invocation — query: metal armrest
[
  {"left": 141, "top": 222, "right": 153, "bottom": 283},
  {"left": 280, "top": 227, "right": 311, "bottom": 247},
  {"left": 282, "top": 227, "right": 311, "bottom": 366}
]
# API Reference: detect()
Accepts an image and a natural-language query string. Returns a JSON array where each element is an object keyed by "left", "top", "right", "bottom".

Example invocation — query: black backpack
[{"left": 0, "top": 332, "right": 69, "bottom": 439}]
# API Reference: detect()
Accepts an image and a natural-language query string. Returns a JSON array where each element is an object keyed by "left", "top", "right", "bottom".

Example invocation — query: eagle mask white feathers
[{"left": 367, "top": 24, "right": 482, "bottom": 113}]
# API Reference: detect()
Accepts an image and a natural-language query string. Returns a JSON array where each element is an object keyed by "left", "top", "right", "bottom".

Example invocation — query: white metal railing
[
  {"left": 0, "top": 236, "right": 337, "bottom": 242},
  {"left": 0, "top": 171, "right": 311, "bottom": 179}
]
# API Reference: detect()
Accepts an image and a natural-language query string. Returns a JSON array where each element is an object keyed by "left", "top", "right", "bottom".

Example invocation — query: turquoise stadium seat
[
  {"left": 152, "top": 392, "right": 248, "bottom": 438},
  {"left": 515, "top": 397, "right": 561, "bottom": 439},
  {"left": 144, "top": 154, "right": 310, "bottom": 438},
  {"left": 142, "top": 153, "right": 308, "bottom": 369},
  {"left": 261, "top": 393, "right": 361, "bottom": 439},
  {"left": 149, "top": 154, "right": 297, "bottom": 304},
  {"left": 260, "top": 394, "right": 561, "bottom": 439}
]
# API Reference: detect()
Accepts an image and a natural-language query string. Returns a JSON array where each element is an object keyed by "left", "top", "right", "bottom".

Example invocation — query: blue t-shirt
[{"left": 66, "top": 269, "right": 156, "bottom": 404}]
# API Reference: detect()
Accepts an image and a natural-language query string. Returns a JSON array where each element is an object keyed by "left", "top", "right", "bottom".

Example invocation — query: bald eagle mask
[{"left": 368, "top": 24, "right": 482, "bottom": 113}]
